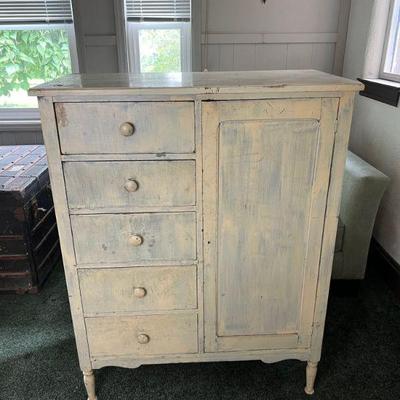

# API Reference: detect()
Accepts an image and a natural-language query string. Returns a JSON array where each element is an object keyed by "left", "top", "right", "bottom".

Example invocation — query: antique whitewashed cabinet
[{"left": 30, "top": 70, "right": 362, "bottom": 399}]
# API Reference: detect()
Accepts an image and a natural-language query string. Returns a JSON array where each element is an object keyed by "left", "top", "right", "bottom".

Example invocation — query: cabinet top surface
[{"left": 29, "top": 70, "right": 363, "bottom": 97}]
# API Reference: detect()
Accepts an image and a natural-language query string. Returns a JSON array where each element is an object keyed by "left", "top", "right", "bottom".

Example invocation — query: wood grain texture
[
  {"left": 217, "top": 119, "right": 320, "bottom": 337},
  {"left": 83, "top": 370, "right": 97, "bottom": 400},
  {"left": 55, "top": 101, "right": 195, "bottom": 154},
  {"left": 71, "top": 212, "right": 197, "bottom": 265},
  {"left": 305, "top": 361, "right": 318, "bottom": 395},
  {"left": 64, "top": 160, "right": 196, "bottom": 210},
  {"left": 37, "top": 98, "right": 92, "bottom": 371},
  {"left": 79, "top": 266, "right": 197, "bottom": 314},
  {"left": 202, "top": 98, "right": 337, "bottom": 353},
  {"left": 86, "top": 313, "right": 198, "bottom": 357},
  {"left": 29, "top": 70, "right": 363, "bottom": 97},
  {"left": 90, "top": 348, "right": 310, "bottom": 369},
  {"left": 309, "top": 93, "right": 355, "bottom": 362}
]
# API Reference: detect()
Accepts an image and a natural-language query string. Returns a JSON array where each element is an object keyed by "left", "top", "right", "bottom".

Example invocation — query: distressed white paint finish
[
  {"left": 71, "top": 212, "right": 197, "bottom": 265},
  {"left": 29, "top": 70, "right": 362, "bottom": 97},
  {"left": 202, "top": 97, "right": 338, "bottom": 353},
  {"left": 31, "top": 71, "right": 361, "bottom": 397},
  {"left": 55, "top": 101, "right": 195, "bottom": 154},
  {"left": 37, "top": 98, "right": 92, "bottom": 372},
  {"left": 86, "top": 313, "right": 198, "bottom": 357},
  {"left": 217, "top": 119, "right": 320, "bottom": 337},
  {"left": 64, "top": 160, "right": 196, "bottom": 210},
  {"left": 79, "top": 266, "right": 197, "bottom": 314}
]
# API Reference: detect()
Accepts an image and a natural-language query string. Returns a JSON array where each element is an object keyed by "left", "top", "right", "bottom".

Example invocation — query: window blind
[
  {"left": 0, "top": 0, "right": 73, "bottom": 24},
  {"left": 126, "top": 0, "right": 191, "bottom": 22}
]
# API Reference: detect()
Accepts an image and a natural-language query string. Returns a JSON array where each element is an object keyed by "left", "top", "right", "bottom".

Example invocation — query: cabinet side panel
[
  {"left": 38, "top": 97, "right": 91, "bottom": 371},
  {"left": 310, "top": 93, "right": 355, "bottom": 362}
]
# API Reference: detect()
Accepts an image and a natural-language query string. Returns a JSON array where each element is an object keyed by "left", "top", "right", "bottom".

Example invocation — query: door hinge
[{"left": 334, "top": 119, "right": 338, "bottom": 133}]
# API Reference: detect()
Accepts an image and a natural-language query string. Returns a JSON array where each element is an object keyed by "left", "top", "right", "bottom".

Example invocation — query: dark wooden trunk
[{"left": 0, "top": 145, "right": 61, "bottom": 293}]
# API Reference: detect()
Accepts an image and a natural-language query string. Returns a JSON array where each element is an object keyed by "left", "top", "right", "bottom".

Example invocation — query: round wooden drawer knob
[
  {"left": 137, "top": 334, "right": 150, "bottom": 344},
  {"left": 119, "top": 122, "right": 135, "bottom": 136},
  {"left": 124, "top": 178, "right": 139, "bottom": 192},
  {"left": 129, "top": 234, "right": 143, "bottom": 247},
  {"left": 133, "top": 287, "right": 147, "bottom": 298}
]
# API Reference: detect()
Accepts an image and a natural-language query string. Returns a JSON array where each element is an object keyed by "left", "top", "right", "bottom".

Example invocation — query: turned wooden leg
[
  {"left": 304, "top": 361, "right": 318, "bottom": 395},
  {"left": 83, "top": 370, "right": 98, "bottom": 400}
]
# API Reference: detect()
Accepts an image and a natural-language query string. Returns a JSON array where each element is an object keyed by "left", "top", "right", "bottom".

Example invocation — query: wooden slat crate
[{"left": 0, "top": 145, "right": 61, "bottom": 293}]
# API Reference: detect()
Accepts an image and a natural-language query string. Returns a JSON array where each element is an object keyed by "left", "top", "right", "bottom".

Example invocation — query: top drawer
[{"left": 55, "top": 102, "right": 195, "bottom": 154}]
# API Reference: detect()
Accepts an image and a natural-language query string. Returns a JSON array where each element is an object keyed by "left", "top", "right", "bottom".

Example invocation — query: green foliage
[
  {"left": 0, "top": 28, "right": 72, "bottom": 97},
  {"left": 139, "top": 29, "right": 181, "bottom": 73}
]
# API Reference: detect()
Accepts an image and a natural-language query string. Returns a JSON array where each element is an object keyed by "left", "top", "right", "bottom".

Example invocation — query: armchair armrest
[{"left": 332, "top": 151, "right": 389, "bottom": 279}]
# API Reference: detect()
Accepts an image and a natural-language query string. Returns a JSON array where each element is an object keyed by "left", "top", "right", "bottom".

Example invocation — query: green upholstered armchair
[{"left": 332, "top": 151, "right": 389, "bottom": 280}]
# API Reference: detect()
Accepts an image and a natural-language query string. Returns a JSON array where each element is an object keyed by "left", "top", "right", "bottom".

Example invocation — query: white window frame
[
  {"left": 0, "top": 23, "right": 78, "bottom": 123},
  {"left": 380, "top": 0, "right": 400, "bottom": 82},
  {"left": 127, "top": 21, "right": 191, "bottom": 73}
]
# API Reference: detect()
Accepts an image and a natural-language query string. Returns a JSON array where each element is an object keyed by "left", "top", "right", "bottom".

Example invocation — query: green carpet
[{"left": 1, "top": 262, "right": 399, "bottom": 400}]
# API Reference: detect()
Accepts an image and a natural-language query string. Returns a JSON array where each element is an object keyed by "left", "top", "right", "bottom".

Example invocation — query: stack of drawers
[{"left": 58, "top": 101, "right": 199, "bottom": 359}]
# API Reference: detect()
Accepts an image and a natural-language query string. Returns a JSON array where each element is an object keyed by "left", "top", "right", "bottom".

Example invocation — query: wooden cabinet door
[{"left": 202, "top": 98, "right": 339, "bottom": 352}]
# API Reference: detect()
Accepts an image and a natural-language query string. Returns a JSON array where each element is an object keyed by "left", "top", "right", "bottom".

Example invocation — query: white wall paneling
[
  {"left": 191, "top": 0, "right": 202, "bottom": 71},
  {"left": 201, "top": 0, "right": 350, "bottom": 73},
  {"left": 114, "top": 0, "right": 129, "bottom": 73},
  {"left": 72, "top": 0, "right": 125, "bottom": 73}
]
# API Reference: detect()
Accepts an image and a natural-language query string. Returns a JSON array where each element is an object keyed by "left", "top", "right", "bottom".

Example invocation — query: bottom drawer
[{"left": 86, "top": 314, "right": 198, "bottom": 357}]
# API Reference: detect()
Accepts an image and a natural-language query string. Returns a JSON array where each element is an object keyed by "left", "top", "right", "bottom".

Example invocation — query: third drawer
[{"left": 71, "top": 212, "right": 197, "bottom": 264}]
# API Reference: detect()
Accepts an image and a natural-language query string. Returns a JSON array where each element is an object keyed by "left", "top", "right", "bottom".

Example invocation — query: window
[
  {"left": 381, "top": 0, "right": 400, "bottom": 81},
  {"left": 126, "top": 0, "right": 191, "bottom": 73},
  {"left": 0, "top": 0, "right": 77, "bottom": 120}
]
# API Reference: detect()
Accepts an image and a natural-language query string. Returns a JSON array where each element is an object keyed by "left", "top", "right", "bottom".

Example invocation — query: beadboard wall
[{"left": 201, "top": 0, "right": 350, "bottom": 74}]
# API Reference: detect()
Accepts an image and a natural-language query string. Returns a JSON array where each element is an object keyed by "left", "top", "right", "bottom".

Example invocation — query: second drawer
[
  {"left": 64, "top": 160, "right": 196, "bottom": 210},
  {"left": 79, "top": 265, "right": 197, "bottom": 314}
]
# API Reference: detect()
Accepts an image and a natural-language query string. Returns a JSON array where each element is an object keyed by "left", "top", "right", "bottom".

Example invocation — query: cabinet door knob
[
  {"left": 129, "top": 234, "right": 143, "bottom": 247},
  {"left": 133, "top": 287, "right": 147, "bottom": 298},
  {"left": 124, "top": 178, "right": 139, "bottom": 192},
  {"left": 137, "top": 334, "right": 150, "bottom": 344},
  {"left": 119, "top": 122, "right": 135, "bottom": 136}
]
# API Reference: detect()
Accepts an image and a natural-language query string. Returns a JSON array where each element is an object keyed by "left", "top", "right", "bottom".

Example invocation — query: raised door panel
[
  {"left": 217, "top": 119, "right": 319, "bottom": 336},
  {"left": 203, "top": 98, "right": 338, "bottom": 352}
]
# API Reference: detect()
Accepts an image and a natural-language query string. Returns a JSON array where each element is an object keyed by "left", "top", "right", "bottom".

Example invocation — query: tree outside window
[{"left": 0, "top": 27, "right": 73, "bottom": 109}]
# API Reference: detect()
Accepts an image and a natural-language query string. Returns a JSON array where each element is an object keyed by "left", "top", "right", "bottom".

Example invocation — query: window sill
[
  {"left": 0, "top": 120, "right": 41, "bottom": 132},
  {"left": 358, "top": 78, "right": 400, "bottom": 107}
]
